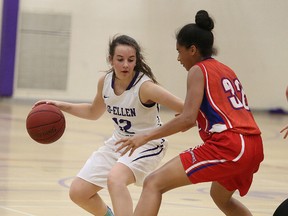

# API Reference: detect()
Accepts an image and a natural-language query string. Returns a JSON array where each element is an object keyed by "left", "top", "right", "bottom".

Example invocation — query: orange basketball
[{"left": 26, "top": 104, "right": 65, "bottom": 144}]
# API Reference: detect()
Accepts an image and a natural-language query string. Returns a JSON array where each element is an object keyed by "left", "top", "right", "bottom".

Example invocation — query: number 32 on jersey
[{"left": 222, "top": 78, "right": 250, "bottom": 110}]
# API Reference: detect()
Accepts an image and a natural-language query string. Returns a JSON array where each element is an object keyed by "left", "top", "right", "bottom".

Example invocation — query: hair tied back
[{"left": 195, "top": 10, "right": 214, "bottom": 31}]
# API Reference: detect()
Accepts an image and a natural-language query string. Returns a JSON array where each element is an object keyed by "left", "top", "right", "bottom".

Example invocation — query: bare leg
[
  {"left": 69, "top": 177, "right": 108, "bottom": 215},
  {"left": 107, "top": 163, "right": 135, "bottom": 216},
  {"left": 134, "top": 156, "right": 191, "bottom": 216},
  {"left": 210, "top": 182, "right": 252, "bottom": 216}
]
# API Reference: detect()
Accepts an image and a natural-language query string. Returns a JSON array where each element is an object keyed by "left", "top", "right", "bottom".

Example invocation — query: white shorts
[{"left": 77, "top": 134, "right": 167, "bottom": 188}]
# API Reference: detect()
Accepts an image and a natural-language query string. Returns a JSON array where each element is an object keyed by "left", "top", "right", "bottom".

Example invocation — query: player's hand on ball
[
  {"left": 115, "top": 134, "right": 149, "bottom": 156},
  {"left": 33, "top": 100, "right": 68, "bottom": 111},
  {"left": 280, "top": 125, "right": 288, "bottom": 139},
  {"left": 33, "top": 100, "right": 57, "bottom": 108}
]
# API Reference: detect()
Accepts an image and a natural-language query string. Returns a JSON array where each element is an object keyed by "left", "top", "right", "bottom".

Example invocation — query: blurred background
[
  {"left": 0, "top": 0, "right": 287, "bottom": 111},
  {"left": 1, "top": 1, "right": 288, "bottom": 215}
]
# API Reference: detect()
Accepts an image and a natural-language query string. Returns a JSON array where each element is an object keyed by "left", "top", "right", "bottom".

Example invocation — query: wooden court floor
[{"left": 1, "top": 98, "right": 288, "bottom": 216}]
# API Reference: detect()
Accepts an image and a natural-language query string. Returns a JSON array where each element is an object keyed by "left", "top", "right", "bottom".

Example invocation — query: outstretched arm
[
  {"left": 116, "top": 65, "right": 204, "bottom": 156},
  {"left": 139, "top": 80, "right": 184, "bottom": 114},
  {"left": 34, "top": 75, "right": 106, "bottom": 121}
]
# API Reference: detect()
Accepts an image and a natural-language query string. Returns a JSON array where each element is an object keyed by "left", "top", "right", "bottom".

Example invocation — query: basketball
[{"left": 26, "top": 104, "right": 66, "bottom": 144}]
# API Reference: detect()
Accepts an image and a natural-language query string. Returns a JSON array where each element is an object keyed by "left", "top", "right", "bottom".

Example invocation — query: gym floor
[{"left": 1, "top": 98, "right": 288, "bottom": 216}]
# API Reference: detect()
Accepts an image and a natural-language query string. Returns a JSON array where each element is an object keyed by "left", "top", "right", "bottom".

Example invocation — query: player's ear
[
  {"left": 108, "top": 55, "right": 113, "bottom": 65},
  {"left": 189, "top": 45, "right": 197, "bottom": 55}
]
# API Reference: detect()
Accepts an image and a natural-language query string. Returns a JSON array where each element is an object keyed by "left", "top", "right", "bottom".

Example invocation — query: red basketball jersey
[{"left": 196, "top": 58, "right": 261, "bottom": 140}]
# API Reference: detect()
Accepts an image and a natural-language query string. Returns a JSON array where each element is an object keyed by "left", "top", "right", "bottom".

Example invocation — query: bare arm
[
  {"left": 139, "top": 81, "right": 184, "bottom": 113},
  {"left": 116, "top": 65, "right": 204, "bottom": 156},
  {"left": 35, "top": 75, "right": 107, "bottom": 120}
]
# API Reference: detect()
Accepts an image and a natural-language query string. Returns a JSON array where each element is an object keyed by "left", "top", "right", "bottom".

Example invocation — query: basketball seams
[
  {"left": 27, "top": 118, "right": 64, "bottom": 129},
  {"left": 26, "top": 104, "right": 66, "bottom": 144},
  {"left": 27, "top": 109, "right": 63, "bottom": 119},
  {"left": 36, "top": 121, "right": 66, "bottom": 143},
  {"left": 26, "top": 110, "right": 64, "bottom": 129}
]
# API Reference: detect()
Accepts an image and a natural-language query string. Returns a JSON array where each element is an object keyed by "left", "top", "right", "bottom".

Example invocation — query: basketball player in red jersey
[{"left": 116, "top": 10, "right": 264, "bottom": 216}]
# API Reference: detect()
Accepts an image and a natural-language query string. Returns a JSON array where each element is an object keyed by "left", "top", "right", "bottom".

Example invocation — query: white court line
[{"left": 0, "top": 205, "right": 36, "bottom": 216}]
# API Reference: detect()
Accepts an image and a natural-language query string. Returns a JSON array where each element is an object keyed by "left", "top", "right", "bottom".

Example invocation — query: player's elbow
[
  {"left": 88, "top": 113, "right": 102, "bottom": 121},
  {"left": 181, "top": 116, "right": 196, "bottom": 131},
  {"left": 87, "top": 105, "right": 105, "bottom": 120}
]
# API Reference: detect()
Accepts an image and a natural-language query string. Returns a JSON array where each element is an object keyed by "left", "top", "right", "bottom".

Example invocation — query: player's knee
[
  {"left": 107, "top": 165, "right": 135, "bottom": 190},
  {"left": 69, "top": 185, "right": 81, "bottom": 204},
  {"left": 210, "top": 187, "right": 216, "bottom": 201},
  {"left": 107, "top": 172, "right": 117, "bottom": 188},
  {"left": 143, "top": 172, "right": 162, "bottom": 192},
  {"left": 107, "top": 170, "right": 126, "bottom": 189},
  {"left": 69, "top": 182, "right": 86, "bottom": 205},
  {"left": 210, "top": 188, "right": 226, "bottom": 207}
]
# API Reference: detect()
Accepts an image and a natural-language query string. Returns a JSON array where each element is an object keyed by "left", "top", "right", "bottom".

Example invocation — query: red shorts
[{"left": 180, "top": 131, "right": 264, "bottom": 196}]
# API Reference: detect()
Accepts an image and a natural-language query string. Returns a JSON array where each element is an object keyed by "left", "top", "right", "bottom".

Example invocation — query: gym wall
[{"left": 10, "top": 0, "right": 288, "bottom": 111}]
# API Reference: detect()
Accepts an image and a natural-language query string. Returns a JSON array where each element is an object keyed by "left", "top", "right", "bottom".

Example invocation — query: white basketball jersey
[{"left": 102, "top": 72, "right": 162, "bottom": 138}]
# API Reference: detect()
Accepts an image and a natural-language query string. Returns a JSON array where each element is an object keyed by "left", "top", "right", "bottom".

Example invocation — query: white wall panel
[{"left": 14, "top": 0, "right": 288, "bottom": 110}]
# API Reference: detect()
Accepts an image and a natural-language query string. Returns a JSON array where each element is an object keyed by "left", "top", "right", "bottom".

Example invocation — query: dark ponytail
[
  {"left": 195, "top": 10, "right": 214, "bottom": 31},
  {"left": 176, "top": 10, "right": 216, "bottom": 57}
]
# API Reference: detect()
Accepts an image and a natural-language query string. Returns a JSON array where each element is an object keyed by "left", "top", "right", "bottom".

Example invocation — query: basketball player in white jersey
[{"left": 34, "top": 35, "right": 183, "bottom": 216}]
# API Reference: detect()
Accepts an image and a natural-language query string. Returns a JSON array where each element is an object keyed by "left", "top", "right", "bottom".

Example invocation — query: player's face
[
  {"left": 176, "top": 43, "right": 196, "bottom": 71},
  {"left": 111, "top": 45, "right": 137, "bottom": 80}
]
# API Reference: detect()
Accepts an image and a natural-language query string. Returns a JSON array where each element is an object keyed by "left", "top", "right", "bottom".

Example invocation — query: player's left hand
[
  {"left": 115, "top": 134, "right": 148, "bottom": 156},
  {"left": 280, "top": 125, "right": 288, "bottom": 139}
]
